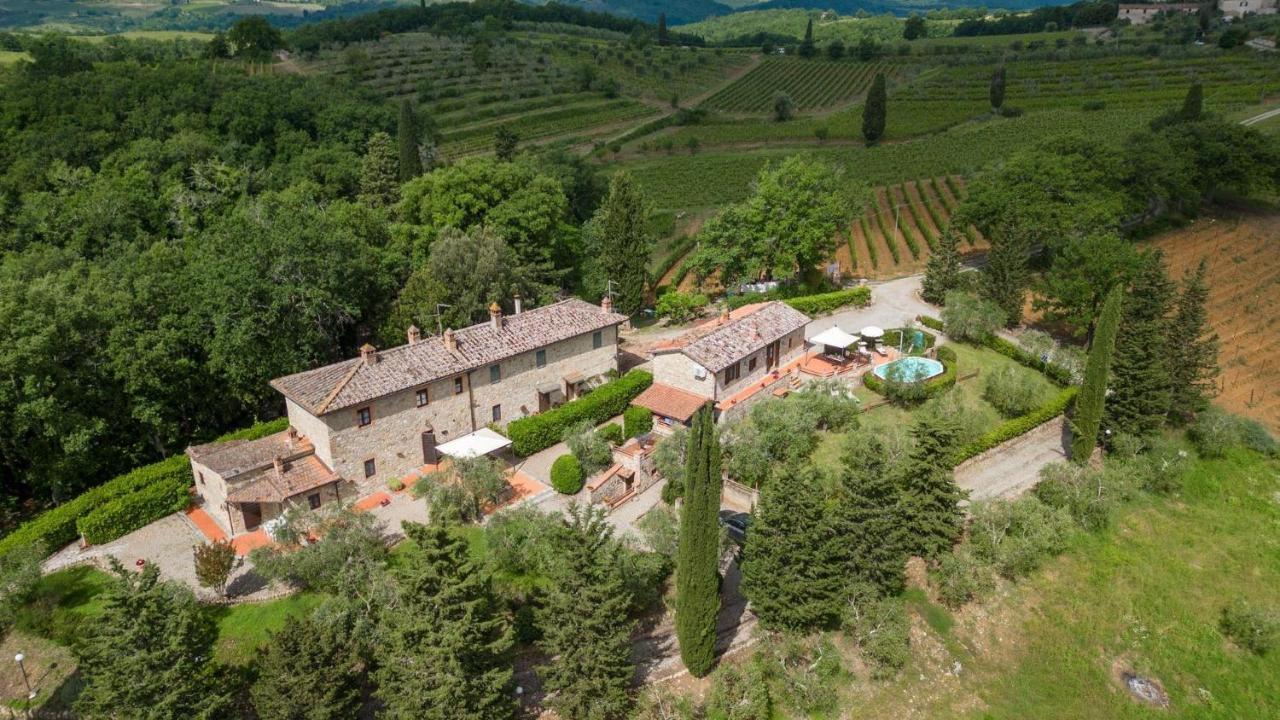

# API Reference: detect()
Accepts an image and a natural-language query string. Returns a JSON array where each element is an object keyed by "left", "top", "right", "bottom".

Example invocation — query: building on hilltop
[
  {"left": 631, "top": 301, "right": 810, "bottom": 429},
  {"left": 1117, "top": 3, "right": 1201, "bottom": 24},
  {"left": 1219, "top": 0, "right": 1279, "bottom": 19},
  {"left": 188, "top": 296, "right": 627, "bottom": 535}
]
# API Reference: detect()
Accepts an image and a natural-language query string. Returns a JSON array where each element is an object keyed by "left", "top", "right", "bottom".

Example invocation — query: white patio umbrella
[{"left": 859, "top": 326, "right": 885, "bottom": 339}]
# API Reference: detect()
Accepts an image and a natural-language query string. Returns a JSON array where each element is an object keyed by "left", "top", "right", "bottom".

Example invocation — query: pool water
[{"left": 872, "top": 357, "right": 946, "bottom": 382}]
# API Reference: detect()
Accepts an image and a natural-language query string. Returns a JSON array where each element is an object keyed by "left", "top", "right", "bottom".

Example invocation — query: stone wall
[
  {"left": 652, "top": 351, "right": 715, "bottom": 398},
  {"left": 716, "top": 327, "right": 806, "bottom": 400},
  {"left": 190, "top": 459, "right": 233, "bottom": 533}
]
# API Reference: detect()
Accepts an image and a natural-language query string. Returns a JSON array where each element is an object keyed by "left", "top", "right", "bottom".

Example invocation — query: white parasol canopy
[
  {"left": 810, "top": 327, "right": 861, "bottom": 349},
  {"left": 860, "top": 326, "right": 885, "bottom": 339},
  {"left": 435, "top": 427, "right": 512, "bottom": 459}
]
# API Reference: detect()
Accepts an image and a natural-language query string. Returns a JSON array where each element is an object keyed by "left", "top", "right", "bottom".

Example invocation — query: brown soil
[
  {"left": 890, "top": 183, "right": 928, "bottom": 254},
  {"left": 851, "top": 218, "right": 876, "bottom": 274},
  {"left": 834, "top": 230, "right": 855, "bottom": 275},
  {"left": 905, "top": 180, "right": 944, "bottom": 240},
  {"left": 1147, "top": 209, "right": 1280, "bottom": 433}
]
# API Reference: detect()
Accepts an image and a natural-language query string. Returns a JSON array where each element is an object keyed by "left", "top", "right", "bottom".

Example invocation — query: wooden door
[
  {"left": 421, "top": 431, "right": 438, "bottom": 465},
  {"left": 766, "top": 340, "right": 780, "bottom": 369},
  {"left": 241, "top": 503, "right": 262, "bottom": 530}
]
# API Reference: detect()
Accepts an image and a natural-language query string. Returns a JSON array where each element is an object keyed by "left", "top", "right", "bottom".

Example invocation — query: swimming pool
[{"left": 872, "top": 357, "right": 946, "bottom": 383}]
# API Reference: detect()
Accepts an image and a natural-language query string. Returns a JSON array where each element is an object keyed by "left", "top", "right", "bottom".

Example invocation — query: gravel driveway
[{"left": 956, "top": 416, "right": 1072, "bottom": 502}]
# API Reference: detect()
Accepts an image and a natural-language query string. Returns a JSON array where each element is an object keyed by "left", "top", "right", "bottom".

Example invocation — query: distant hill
[
  {"left": 750, "top": 0, "right": 1071, "bottom": 14},
  {"left": 524, "top": 0, "right": 735, "bottom": 24}
]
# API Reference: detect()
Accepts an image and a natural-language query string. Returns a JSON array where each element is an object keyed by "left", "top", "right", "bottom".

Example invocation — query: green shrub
[
  {"left": 563, "top": 420, "right": 613, "bottom": 475},
  {"left": 386, "top": 477, "right": 405, "bottom": 492},
  {"left": 844, "top": 588, "right": 910, "bottom": 679},
  {"left": 1219, "top": 598, "right": 1278, "bottom": 655},
  {"left": 550, "top": 454, "right": 584, "bottom": 494},
  {"left": 952, "top": 387, "right": 1077, "bottom": 465},
  {"left": 1189, "top": 408, "right": 1276, "bottom": 458},
  {"left": 783, "top": 286, "right": 871, "bottom": 315},
  {"left": 931, "top": 545, "right": 995, "bottom": 608},
  {"left": 76, "top": 476, "right": 192, "bottom": 545},
  {"left": 1032, "top": 461, "right": 1114, "bottom": 531},
  {"left": 507, "top": 370, "right": 652, "bottom": 455},
  {"left": 983, "top": 365, "right": 1043, "bottom": 418},
  {"left": 918, "top": 315, "right": 944, "bottom": 332},
  {"left": 967, "top": 496, "right": 1073, "bottom": 579},
  {"left": 655, "top": 290, "right": 709, "bottom": 323},
  {"left": 919, "top": 315, "right": 1072, "bottom": 385},
  {"left": 623, "top": 405, "right": 653, "bottom": 438},
  {"left": 941, "top": 290, "right": 1005, "bottom": 342},
  {"left": 597, "top": 422, "right": 624, "bottom": 446}
]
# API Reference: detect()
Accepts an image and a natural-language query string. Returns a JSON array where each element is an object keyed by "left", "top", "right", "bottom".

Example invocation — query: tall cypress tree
[
  {"left": 898, "top": 414, "right": 965, "bottom": 560},
  {"left": 252, "top": 614, "right": 363, "bottom": 720},
  {"left": 657, "top": 13, "right": 669, "bottom": 46},
  {"left": 829, "top": 433, "right": 908, "bottom": 596},
  {"left": 799, "top": 18, "right": 816, "bottom": 57},
  {"left": 590, "top": 171, "right": 653, "bottom": 316},
  {"left": 741, "top": 463, "right": 844, "bottom": 631},
  {"left": 374, "top": 521, "right": 515, "bottom": 720},
  {"left": 397, "top": 98, "right": 423, "bottom": 182},
  {"left": 538, "top": 505, "right": 635, "bottom": 720},
  {"left": 921, "top": 229, "right": 962, "bottom": 305},
  {"left": 358, "top": 130, "right": 399, "bottom": 208},
  {"left": 676, "top": 403, "right": 721, "bottom": 677},
  {"left": 1071, "top": 285, "right": 1123, "bottom": 462},
  {"left": 989, "top": 64, "right": 1006, "bottom": 112},
  {"left": 980, "top": 234, "right": 1031, "bottom": 326},
  {"left": 862, "top": 72, "right": 887, "bottom": 145},
  {"left": 1105, "top": 251, "right": 1175, "bottom": 439},
  {"left": 1167, "top": 259, "right": 1219, "bottom": 421}
]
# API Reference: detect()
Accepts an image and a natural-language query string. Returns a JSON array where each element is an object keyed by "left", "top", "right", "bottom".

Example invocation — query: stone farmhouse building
[
  {"left": 1218, "top": 0, "right": 1278, "bottom": 19},
  {"left": 632, "top": 301, "right": 810, "bottom": 430},
  {"left": 187, "top": 297, "right": 626, "bottom": 535},
  {"left": 1117, "top": 2, "right": 1200, "bottom": 24}
]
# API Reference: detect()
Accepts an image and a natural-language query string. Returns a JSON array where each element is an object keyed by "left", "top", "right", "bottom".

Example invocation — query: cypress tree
[
  {"left": 921, "top": 229, "right": 962, "bottom": 305},
  {"left": 741, "top": 463, "right": 844, "bottom": 631},
  {"left": 74, "top": 562, "right": 231, "bottom": 719},
  {"left": 676, "top": 403, "right": 721, "bottom": 677},
  {"left": 494, "top": 125, "right": 518, "bottom": 161},
  {"left": 1167, "top": 259, "right": 1219, "bottom": 422},
  {"left": 1071, "top": 285, "right": 1123, "bottom": 462},
  {"left": 980, "top": 234, "right": 1031, "bottom": 326},
  {"left": 397, "top": 98, "right": 423, "bottom": 182},
  {"left": 358, "top": 131, "right": 399, "bottom": 208},
  {"left": 989, "top": 64, "right": 1006, "bottom": 112},
  {"left": 374, "top": 521, "right": 516, "bottom": 720},
  {"left": 1180, "top": 82, "right": 1203, "bottom": 122},
  {"left": 657, "top": 13, "right": 669, "bottom": 46},
  {"left": 799, "top": 18, "right": 816, "bottom": 58},
  {"left": 538, "top": 505, "right": 635, "bottom": 720},
  {"left": 1105, "top": 251, "right": 1176, "bottom": 439},
  {"left": 898, "top": 414, "right": 965, "bottom": 560},
  {"left": 862, "top": 72, "right": 887, "bottom": 145},
  {"left": 591, "top": 171, "right": 653, "bottom": 316},
  {"left": 829, "top": 433, "right": 908, "bottom": 596},
  {"left": 252, "top": 614, "right": 362, "bottom": 720}
]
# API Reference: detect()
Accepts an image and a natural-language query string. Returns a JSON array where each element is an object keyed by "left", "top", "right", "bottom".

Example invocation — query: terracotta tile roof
[
  {"left": 270, "top": 298, "right": 626, "bottom": 415},
  {"left": 226, "top": 455, "right": 340, "bottom": 504},
  {"left": 632, "top": 383, "right": 710, "bottom": 423},
  {"left": 662, "top": 301, "right": 809, "bottom": 373},
  {"left": 187, "top": 430, "right": 313, "bottom": 479}
]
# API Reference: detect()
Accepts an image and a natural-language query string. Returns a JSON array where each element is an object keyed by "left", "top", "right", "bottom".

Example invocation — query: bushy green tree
[
  {"left": 829, "top": 433, "right": 907, "bottom": 595},
  {"left": 1105, "top": 251, "right": 1175, "bottom": 438},
  {"left": 227, "top": 16, "right": 283, "bottom": 59},
  {"left": 989, "top": 64, "right": 1006, "bottom": 112},
  {"left": 921, "top": 230, "right": 962, "bottom": 305},
  {"left": 898, "top": 414, "right": 965, "bottom": 559},
  {"left": 358, "top": 131, "right": 399, "bottom": 208},
  {"left": 375, "top": 521, "right": 516, "bottom": 720},
  {"left": 676, "top": 405, "right": 722, "bottom": 677},
  {"left": 773, "top": 92, "right": 795, "bottom": 122},
  {"left": 1071, "top": 285, "right": 1122, "bottom": 462},
  {"left": 252, "top": 614, "right": 363, "bottom": 720},
  {"left": 980, "top": 234, "right": 1032, "bottom": 326},
  {"left": 192, "top": 539, "right": 236, "bottom": 597},
  {"left": 862, "top": 72, "right": 887, "bottom": 145},
  {"left": 904, "top": 14, "right": 926, "bottom": 40},
  {"left": 1167, "top": 259, "right": 1219, "bottom": 421},
  {"left": 941, "top": 289, "right": 1006, "bottom": 342},
  {"left": 584, "top": 171, "right": 652, "bottom": 316},
  {"left": 1035, "top": 232, "right": 1140, "bottom": 339},
  {"left": 494, "top": 126, "right": 518, "bottom": 161},
  {"left": 537, "top": 504, "right": 636, "bottom": 720},
  {"left": 74, "top": 562, "right": 230, "bottom": 719}
]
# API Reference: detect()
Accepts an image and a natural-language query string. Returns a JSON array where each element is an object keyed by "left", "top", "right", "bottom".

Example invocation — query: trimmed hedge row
[
  {"left": 864, "top": 345, "right": 957, "bottom": 399},
  {"left": 952, "top": 386, "right": 1079, "bottom": 466},
  {"left": 507, "top": 370, "right": 653, "bottom": 456},
  {"left": 0, "top": 417, "right": 289, "bottom": 558},
  {"left": 624, "top": 405, "right": 653, "bottom": 438},
  {"left": 918, "top": 315, "right": 1072, "bottom": 386},
  {"left": 784, "top": 287, "right": 872, "bottom": 316},
  {"left": 77, "top": 476, "right": 193, "bottom": 545}
]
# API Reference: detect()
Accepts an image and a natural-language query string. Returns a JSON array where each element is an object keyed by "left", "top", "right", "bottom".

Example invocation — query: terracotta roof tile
[
  {"left": 632, "top": 383, "right": 710, "bottom": 423},
  {"left": 270, "top": 298, "right": 626, "bottom": 415},
  {"left": 664, "top": 301, "right": 809, "bottom": 373},
  {"left": 187, "top": 431, "right": 312, "bottom": 479},
  {"left": 226, "top": 455, "right": 339, "bottom": 504}
]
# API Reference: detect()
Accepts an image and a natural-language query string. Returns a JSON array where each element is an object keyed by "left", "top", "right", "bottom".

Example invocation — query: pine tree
[
  {"left": 358, "top": 131, "right": 399, "bottom": 208},
  {"left": 494, "top": 125, "right": 518, "bottom": 161},
  {"left": 591, "top": 171, "right": 653, "bottom": 316},
  {"left": 989, "top": 64, "right": 1006, "bottom": 112},
  {"left": 1105, "top": 251, "right": 1175, "bottom": 439},
  {"left": 74, "top": 562, "right": 231, "bottom": 719},
  {"left": 657, "top": 13, "right": 669, "bottom": 46},
  {"left": 921, "top": 229, "right": 962, "bottom": 305},
  {"left": 741, "top": 463, "right": 844, "bottom": 631},
  {"left": 799, "top": 18, "right": 816, "bottom": 57},
  {"left": 537, "top": 505, "right": 635, "bottom": 720},
  {"left": 1167, "top": 259, "right": 1219, "bottom": 422},
  {"left": 397, "top": 98, "right": 423, "bottom": 182},
  {"left": 1071, "top": 285, "right": 1123, "bottom": 462},
  {"left": 374, "top": 521, "right": 516, "bottom": 720},
  {"left": 1180, "top": 82, "right": 1203, "bottom": 122},
  {"left": 980, "top": 234, "right": 1031, "bottom": 326},
  {"left": 898, "top": 414, "right": 965, "bottom": 560},
  {"left": 252, "top": 614, "right": 362, "bottom": 720},
  {"left": 861, "top": 72, "right": 887, "bottom": 145},
  {"left": 676, "top": 404, "right": 721, "bottom": 677},
  {"left": 829, "top": 433, "right": 908, "bottom": 596}
]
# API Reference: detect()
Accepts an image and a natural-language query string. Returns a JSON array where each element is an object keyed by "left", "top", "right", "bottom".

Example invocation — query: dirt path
[{"left": 956, "top": 416, "right": 1071, "bottom": 502}]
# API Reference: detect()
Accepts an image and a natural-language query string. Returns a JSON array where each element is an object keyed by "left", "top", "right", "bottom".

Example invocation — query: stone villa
[
  {"left": 1218, "top": 0, "right": 1278, "bottom": 18},
  {"left": 1117, "top": 3, "right": 1200, "bottom": 24},
  {"left": 187, "top": 297, "right": 627, "bottom": 535},
  {"left": 632, "top": 301, "right": 810, "bottom": 429}
]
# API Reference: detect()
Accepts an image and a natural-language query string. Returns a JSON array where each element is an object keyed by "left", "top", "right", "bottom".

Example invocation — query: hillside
[
  {"left": 537, "top": 0, "right": 735, "bottom": 24},
  {"left": 675, "top": 8, "right": 957, "bottom": 44}
]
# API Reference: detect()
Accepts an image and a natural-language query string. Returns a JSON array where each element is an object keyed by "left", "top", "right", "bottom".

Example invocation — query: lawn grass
[
  {"left": 0, "top": 51, "right": 29, "bottom": 65},
  {"left": 208, "top": 592, "right": 324, "bottom": 666}
]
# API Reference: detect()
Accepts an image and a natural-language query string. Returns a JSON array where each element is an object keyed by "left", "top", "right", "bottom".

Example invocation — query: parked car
[{"left": 718, "top": 510, "right": 751, "bottom": 544}]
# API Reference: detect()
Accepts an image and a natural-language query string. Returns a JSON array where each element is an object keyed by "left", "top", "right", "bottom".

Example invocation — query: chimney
[
  {"left": 407, "top": 324, "right": 422, "bottom": 345},
  {"left": 359, "top": 343, "right": 377, "bottom": 366},
  {"left": 443, "top": 328, "right": 457, "bottom": 352},
  {"left": 601, "top": 295, "right": 614, "bottom": 314},
  {"left": 489, "top": 302, "right": 503, "bottom": 330},
  {"left": 514, "top": 294, "right": 523, "bottom": 315},
  {"left": 718, "top": 306, "right": 730, "bottom": 325},
  {"left": 285, "top": 426, "right": 298, "bottom": 452},
  {"left": 273, "top": 456, "right": 284, "bottom": 478}
]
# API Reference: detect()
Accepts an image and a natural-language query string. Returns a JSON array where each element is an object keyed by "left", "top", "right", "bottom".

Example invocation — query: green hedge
[
  {"left": 624, "top": 405, "right": 653, "bottom": 438},
  {"left": 863, "top": 349, "right": 956, "bottom": 399},
  {"left": 507, "top": 370, "right": 653, "bottom": 456},
  {"left": 77, "top": 476, "right": 193, "bottom": 545},
  {"left": 0, "top": 417, "right": 289, "bottom": 559},
  {"left": 952, "top": 387, "right": 1079, "bottom": 466},
  {"left": 784, "top": 287, "right": 872, "bottom": 316},
  {"left": 550, "top": 454, "right": 584, "bottom": 495},
  {"left": 918, "top": 315, "right": 1071, "bottom": 386}
]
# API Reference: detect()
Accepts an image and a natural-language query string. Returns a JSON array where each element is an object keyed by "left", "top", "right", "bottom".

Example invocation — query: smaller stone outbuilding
[{"left": 587, "top": 435, "right": 660, "bottom": 508}]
